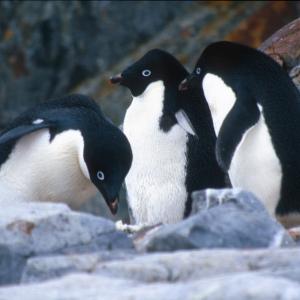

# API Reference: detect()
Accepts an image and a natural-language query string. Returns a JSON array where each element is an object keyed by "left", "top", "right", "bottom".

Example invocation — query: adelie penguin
[
  {"left": 180, "top": 41, "right": 300, "bottom": 228},
  {"left": 111, "top": 49, "right": 228, "bottom": 225},
  {"left": 0, "top": 94, "right": 132, "bottom": 215}
]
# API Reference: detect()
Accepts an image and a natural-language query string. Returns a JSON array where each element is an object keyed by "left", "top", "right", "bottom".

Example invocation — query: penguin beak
[
  {"left": 178, "top": 78, "right": 188, "bottom": 91},
  {"left": 179, "top": 74, "right": 197, "bottom": 91},
  {"left": 110, "top": 74, "right": 123, "bottom": 85},
  {"left": 107, "top": 198, "right": 119, "bottom": 215}
]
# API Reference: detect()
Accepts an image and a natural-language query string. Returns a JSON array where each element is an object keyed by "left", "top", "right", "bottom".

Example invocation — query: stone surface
[
  {"left": 22, "top": 250, "right": 135, "bottom": 284},
  {"left": 0, "top": 202, "right": 133, "bottom": 285},
  {"left": 135, "top": 189, "right": 294, "bottom": 252},
  {"left": 0, "top": 272, "right": 300, "bottom": 300},
  {"left": 0, "top": 1, "right": 193, "bottom": 126},
  {"left": 21, "top": 248, "right": 300, "bottom": 285},
  {"left": 260, "top": 18, "right": 300, "bottom": 90}
]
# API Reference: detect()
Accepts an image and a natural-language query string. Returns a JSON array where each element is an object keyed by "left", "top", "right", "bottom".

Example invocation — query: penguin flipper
[
  {"left": 0, "top": 123, "right": 52, "bottom": 145},
  {"left": 216, "top": 101, "right": 260, "bottom": 171},
  {"left": 175, "top": 109, "right": 197, "bottom": 137}
]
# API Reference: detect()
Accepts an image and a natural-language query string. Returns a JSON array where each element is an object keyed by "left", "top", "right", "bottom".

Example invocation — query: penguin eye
[
  {"left": 97, "top": 171, "right": 105, "bottom": 181},
  {"left": 142, "top": 69, "right": 151, "bottom": 77},
  {"left": 195, "top": 67, "right": 201, "bottom": 75}
]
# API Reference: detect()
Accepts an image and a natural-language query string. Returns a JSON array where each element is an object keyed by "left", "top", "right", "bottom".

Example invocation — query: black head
[
  {"left": 81, "top": 114, "right": 133, "bottom": 215},
  {"left": 111, "top": 49, "right": 188, "bottom": 97},
  {"left": 179, "top": 41, "right": 285, "bottom": 93}
]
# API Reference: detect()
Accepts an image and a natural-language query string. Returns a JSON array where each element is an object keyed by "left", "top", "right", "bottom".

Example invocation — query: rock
[
  {"left": 22, "top": 250, "right": 135, "bottom": 284},
  {"left": 0, "top": 202, "right": 133, "bottom": 285},
  {"left": 260, "top": 18, "right": 300, "bottom": 90},
  {"left": 27, "top": 248, "right": 298, "bottom": 284},
  {"left": 135, "top": 189, "right": 294, "bottom": 252},
  {"left": 0, "top": 272, "right": 300, "bottom": 300},
  {"left": 0, "top": 1, "right": 195, "bottom": 127}
]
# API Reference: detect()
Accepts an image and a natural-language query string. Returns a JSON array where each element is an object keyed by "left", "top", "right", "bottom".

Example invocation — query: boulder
[
  {"left": 21, "top": 248, "right": 300, "bottom": 284},
  {"left": 0, "top": 202, "right": 133, "bottom": 285},
  {"left": 135, "top": 189, "right": 294, "bottom": 252},
  {"left": 0, "top": 272, "right": 300, "bottom": 300},
  {"left": 22, "top": 250, "right": 135, "bottom": 284}
]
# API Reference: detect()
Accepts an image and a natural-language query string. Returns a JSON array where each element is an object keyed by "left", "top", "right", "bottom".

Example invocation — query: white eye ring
[
  {"left": 196, "top": 67, "right": 201, "bottom": 75},
  {"left": 97, "top": 171, "right": 105, "bottom": 181},
  {"left": 142, "top": 69, "right": 151, "bottom": 77}
]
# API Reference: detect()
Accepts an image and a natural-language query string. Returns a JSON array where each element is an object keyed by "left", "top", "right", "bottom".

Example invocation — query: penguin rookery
[
  {"left": 0, "top": 94, "right": 132, "bottom": 214},
  {"left": 111, "top": 49, "right": 228, "bottom": 225},
  {"left": 180, "top": 41, "right": 300, "bottom": 228}
]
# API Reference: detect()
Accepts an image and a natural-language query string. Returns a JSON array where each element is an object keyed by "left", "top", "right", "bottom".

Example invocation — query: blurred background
[{"left": 0, "top": 1, "right": 299, "bottom": 221}]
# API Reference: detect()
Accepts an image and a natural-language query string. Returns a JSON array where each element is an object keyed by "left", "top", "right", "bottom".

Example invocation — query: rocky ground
[{"left": 0, "top": 188, "right": 299, "bottom": 299}]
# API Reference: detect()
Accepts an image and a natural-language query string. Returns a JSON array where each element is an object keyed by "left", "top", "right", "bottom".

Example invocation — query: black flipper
[
  {"left": 0, "top": 122, "right": 52, "bottom": 145},
  {"left": 216, "top": 99, "right": 260, "bottom": 171}
]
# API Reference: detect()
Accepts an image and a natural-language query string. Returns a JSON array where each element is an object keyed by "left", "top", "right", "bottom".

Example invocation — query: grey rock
[
  {"left": 0, "top": 272, "right": 300, "bottom": 300},
  {"left": 0, "top": 1, "right": 193, "bottom": 127},
  {"left": 22, "top": 250, "right": 136, "bottom": 284},
  {"left": 20, "top": 248, "right": 300, "bottom": 285},
  {"left": 94, "top": 248, "right": 300, "bottom": 284},
  {"left": 0, "top": 202, "right": 133, "bottom": 285},
  {"left": 136, "top": 189, "right": 294, "bottom": 252}
]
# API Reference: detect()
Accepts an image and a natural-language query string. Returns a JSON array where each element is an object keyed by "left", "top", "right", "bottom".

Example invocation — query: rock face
[
  {"left": 0, "top": 202, "right": 133, "bottom": 285},
  {"left": 260, "top": 18, "right": 300, "bottom": 90},
  {"left": 21, "top": 248, "right": 300, "bottom": 285},
  {"left": 135, "top": 189, "right": 294, "bottom": 252},
  {"left": 1, "top": 260, "right": 300, "bottom": 300},
  {"left": 0, "top": 1, "right": 192, "bottom": 126}
]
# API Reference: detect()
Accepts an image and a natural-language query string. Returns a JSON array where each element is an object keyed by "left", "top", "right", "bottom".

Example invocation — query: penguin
[
  {"left": 179, "top": 41, "right": 300, "bottom": 228},
  {"left": 110, "top": 49, "right": 228, "bottom": 225},
  {"left": 0, "top": 94, "right": 132, "bottom": 215}
]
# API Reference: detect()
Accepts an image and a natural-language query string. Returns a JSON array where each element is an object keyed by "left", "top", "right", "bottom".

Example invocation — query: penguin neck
[
  {"left": 202, "top": 73, "right": 237, "bottom": 136},
  {"left": 131, "top": 80, "right": 167, "bottom": 131}
]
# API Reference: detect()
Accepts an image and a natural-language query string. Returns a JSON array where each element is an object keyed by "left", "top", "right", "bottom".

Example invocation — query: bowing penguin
[
  {"left": 0, "top": 94, "right": 132, "bottom": 214},
  {"left": 180, "top": 41, "right": 300, "bottom": 227},
  {"left": 111, "top": 49, "right": 227, "bottom": 225}
]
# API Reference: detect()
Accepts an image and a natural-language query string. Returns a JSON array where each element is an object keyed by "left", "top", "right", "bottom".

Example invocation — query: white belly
[
  {"left": 229, "top": 115, "right": 282, "bottom": 215},
  {"left": 0, "top": 129, "right": 97, "bottom": 207},
  {"left": 123, "top": 81, "right": 188, "bottom": 225}
]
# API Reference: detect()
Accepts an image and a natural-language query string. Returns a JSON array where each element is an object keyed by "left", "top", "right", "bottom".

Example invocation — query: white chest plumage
[
  {"left": 123, "top": 81, "right": 188, "bottom": 225},
  {"left": 228, "top": 114, "right": 282, "bottom": 215},
  {"left": 203, "top": 73, "right": 282, "bottom": 216},
  {"left": 0, "top": 129, "right": 97, "bottom": 207}
]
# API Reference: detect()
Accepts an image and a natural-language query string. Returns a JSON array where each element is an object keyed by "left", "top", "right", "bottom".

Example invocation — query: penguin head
[
  {"left": 111, "top": 49, "right": 197, "bottom": 136},
  {"left": 110, "top": 49, "right": 188, "bottom": 97},
  {"left": 82, "top": 125, "right": 133, "bottom": 215},
  {"left": 179, "top": 41, "right": 247, "bottom": 91},
  {"left": 179, "top": 41, "right": 258, "bottom": 134}
]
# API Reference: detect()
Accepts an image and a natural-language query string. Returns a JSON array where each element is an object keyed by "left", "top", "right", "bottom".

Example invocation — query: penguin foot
[
  {"left": 287, "top": 226, "right": 300, "bottom": 241},
  {"left": 115, "top": 220, "right": 147, "bottom": 234}
]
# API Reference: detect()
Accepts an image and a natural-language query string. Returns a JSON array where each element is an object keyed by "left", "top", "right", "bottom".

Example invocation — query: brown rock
[{"left": 260, "top": 18, "right": 300, "bottom": 89}]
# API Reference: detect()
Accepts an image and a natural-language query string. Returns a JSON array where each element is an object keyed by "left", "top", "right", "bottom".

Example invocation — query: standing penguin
[
  {"left": 111, "top": 49, "right": 228, "bottom": 225},
  {"left": 0, "top": 94, "right": 132, "bottom": 214},
  {"left": 180, "top": 41, "right": 300, "bottom": 228}
]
